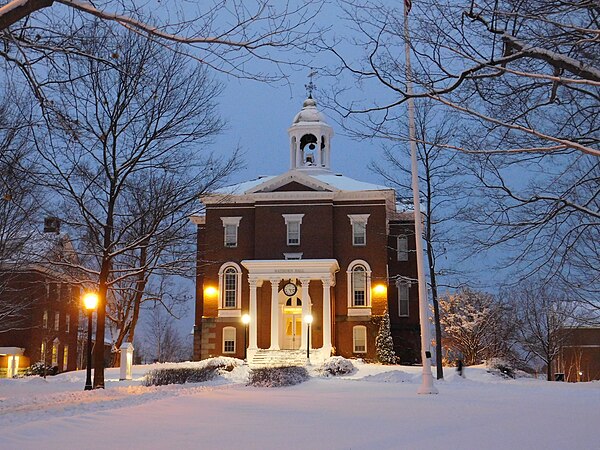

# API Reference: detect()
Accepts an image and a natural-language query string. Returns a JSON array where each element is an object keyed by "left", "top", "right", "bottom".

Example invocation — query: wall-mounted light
[
  {"left": 204, "top": 286, "right": 218, "bottom": 297},
  {"left": 373, "top": 284, "right": 387, "bottom": 296}
]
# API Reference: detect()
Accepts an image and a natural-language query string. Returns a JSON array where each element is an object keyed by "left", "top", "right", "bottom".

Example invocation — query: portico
[{"left": 241, "top": 259, "right": 339, "bottom": 361}]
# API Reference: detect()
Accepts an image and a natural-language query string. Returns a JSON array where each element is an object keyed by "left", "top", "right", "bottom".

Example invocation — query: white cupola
[{"left": 287, "top": 97, "right": 334, "bottom": 172}]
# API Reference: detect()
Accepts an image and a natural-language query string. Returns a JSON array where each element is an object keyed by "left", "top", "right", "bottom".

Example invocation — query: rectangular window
[
  {"left": 52, "top": 342, "right": 58, "bottom": 366},
  {"left": 398, "top": 284, "right": 410, "bottom": 317},
  {"left": 352, "top": 270, "right": 366, "bottom": 307},
  {"left": 353, "top": 222, "right": 366, "bottom": 246},
  {"left": 397, "top": 236, "right": 409, "bottom": 261},
  {"left": 41, "top": 342, "right": 46, "bottom": 360},
  {"left": 65, "top": 314, "right": 70, "bottom": 333},
  {"left": 353, "top": 326, "right": 367, "bottom": 353},
  {"left": 223, "top": 327, "right": 236, "bottom": 354},
  {"left": 283, "top": 214, "right": 304, "bottom": 247},
  {"left": 54, "top": 312, "right": 60, "bottom": 331},
  {"left": 43, "top": 310, "right": 48, "bottom": 328},
  {"left": 63, "top": 345, "right": 69, "bottom": 371},
  {"left": 221, "top": 217, "right": 242, "bottom": 248}
]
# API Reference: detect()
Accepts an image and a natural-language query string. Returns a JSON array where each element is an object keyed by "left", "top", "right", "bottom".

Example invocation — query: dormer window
[
  {"left": 348, "top": 214, "right": 370, "bottom": 246},
  {"left": 283, "top": 214, "right": 304, "bottom": 246},
  {"left": 221, "top": 217, "right": 242, "bottom": 248}
]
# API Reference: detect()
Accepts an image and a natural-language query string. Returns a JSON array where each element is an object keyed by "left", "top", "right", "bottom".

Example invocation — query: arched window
[
  {"left": 218, "top": 263, "right": 242, "bottom": 315},
  {"left": 347, "top": 260, "right": 372, "bottom": 312},
  {"left": 353, "top": 326, "right": 367, "bottom": 353},
  {"left": 223, "top": 327, "right": 236, "bottom": 354}
]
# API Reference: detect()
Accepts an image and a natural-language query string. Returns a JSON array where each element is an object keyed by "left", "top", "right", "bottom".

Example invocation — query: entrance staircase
[{"left": 248, "top": 349, "right": 308, "bottom": 369}]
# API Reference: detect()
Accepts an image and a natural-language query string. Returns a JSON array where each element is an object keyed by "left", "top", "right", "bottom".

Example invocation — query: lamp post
[
  {"left": 83, "top": 292, "right": 98, "bottom": 391},
  {"left": 241, "top": 314, "right": 250, "bottom": 361},
  {"left": 304, "top": 314, "right": 313, "bottom": 361}
]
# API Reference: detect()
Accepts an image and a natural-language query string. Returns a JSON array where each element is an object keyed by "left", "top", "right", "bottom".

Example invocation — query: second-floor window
[
  {"left": 54, "top": 312, "right": 60, "bottom": 331},
  {"left": 65, "top": 314, "right": 70, "bottom": 333},
  {"left": 42, "top": 310, "right": 48, "bottom": 328},
  {"left": 221, "top": 217, "right": 242, "bottom": 247},
  {"left": 283, "top": 214, "right": 304, "bottom": 246},
  {"left": 348, "top": 214, "right": 370, "bottom": 246},
  {"left": 397, "top": 236, "right": 409, "bottom": 261}
]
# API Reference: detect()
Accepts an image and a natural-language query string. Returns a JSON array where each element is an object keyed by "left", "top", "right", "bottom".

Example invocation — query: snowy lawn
[{"left": 0, "top": 360, "right": 598, "bottom": 450}]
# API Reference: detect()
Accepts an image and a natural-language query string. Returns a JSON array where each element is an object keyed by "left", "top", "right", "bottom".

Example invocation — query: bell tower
[{"left": 287, "top": 95, "right": 334, "bottom": 172}]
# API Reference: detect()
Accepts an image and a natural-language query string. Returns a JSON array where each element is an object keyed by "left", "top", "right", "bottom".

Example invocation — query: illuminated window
[
  {"left": 353, "top": 326, "right": 367, "bottom": 353},
  {"left": 63, "top": 345, "right": 69, "bottom": 371},
  {"left": 40, "top": 342, "right": 46, "bottom": 360},
  {"left": 221, "top": 217, "right": 242, "bottom": 248},
  {"left": 398, "top": 283, "right": 410, "bottom": 317},
  {"left": 224, "top": 268, "right": 237, "bottom": 308},
  {"left": 54, "top": 312, "right": 60, "bottom": 331},
  {"left": 65, "top": 314, "right": 70, "bottom": 333},
  {"left": 42, "top": 310, "right": 48, "bottom": 328},
  {"left": 52, "top": 340, "right": 59, "bottom": 366},
  {"left": 397, "top": 236, "right": 409, "bottom": 261},
  {"left": 223, "top": 327, "right": 236, "bottom": 354},
  {"left": 283, "top": 214, "right": 304, "bottom": 246},
  {"left": 348, "top": 214, "right": 370, "bottom": 246}
]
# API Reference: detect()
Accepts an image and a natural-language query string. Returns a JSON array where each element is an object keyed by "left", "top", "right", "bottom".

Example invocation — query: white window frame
[
  {"left": 348, "top": 214, "right": 370, "bottom": 247},
  {"left": 347, "top": 259, "right": 372, "bottom": 316},
  {"left": 222, "top": 327, "right": 236, "bottom": 354},
  {"left": 54, "top": 312, "right": 60, "bottom": 331},
  {"left": 218, "top": 262, "right": 242, "bottom": 317},
  {"left": 397, "top": 281, "right": 410, "bottom": 317},
  {"left": 284, "top": 252, "right": 303, "bottom": 260},
  {"left": 353, "top": 326, "right": 367, "bottom": 353},
  {"left": 397, "top": 236, "right": 409, "bottom": 261},
  {"left": 283, "top": 214, "right": 304, "bottom": 246},
  {"left": 221, "top": 216, "right": 242, "bottom": 248},
  {"left": 52, "top": 339, "right": 59, "bottom": 366}
]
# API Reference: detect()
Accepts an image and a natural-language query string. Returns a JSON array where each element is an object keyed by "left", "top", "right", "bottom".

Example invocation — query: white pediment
[{"left": 245, "top": 170, "right": 340, "bottom": 194}]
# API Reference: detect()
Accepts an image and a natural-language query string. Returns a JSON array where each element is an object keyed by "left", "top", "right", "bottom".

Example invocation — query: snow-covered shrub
[
  {"left": 142, "top": 358, "right": 238, "bottom": 386},
  {"left": 24, "top": 362, "right": 58, "bottom": 377},
  {"left": 486, "top": 358, "right": 516, "bottom": 379},
  {"left": 319, "top": 356, "right": 355, "bottom": 377},
  {"left": 248, "top": 366, "right": 309, "bottom": 387}
]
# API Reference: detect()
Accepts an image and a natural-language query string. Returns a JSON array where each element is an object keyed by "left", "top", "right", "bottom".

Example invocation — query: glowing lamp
[
  {"left": 241, "top": 314, "right": 251, "bottom": 324},
  {"left": 83, "top": 292, "right": 99, "bottom": 310},
  {"left": 373, "top": 284, "right": 387, "bottom": 295},
  {"left": 204, "top": 286, "right": 218, "bottom": 297},
  {"left": 304, "top": 314, "right": 313, "bottom": 324}
]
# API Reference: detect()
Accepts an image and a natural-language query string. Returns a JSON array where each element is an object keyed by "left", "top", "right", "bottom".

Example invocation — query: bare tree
[
  {"left": 34, "top": 22, "right": 237, "bottom": 388},
  {"left": 371, "top": 101, "right": 467, "bottom": 378},
  {"left": 512, "top": 281, "right": 581, "bottom": 381},
  {"left": 439, "top": 287, "right": 516, "bottom": 366},
  {"left": 142, "top": 299, "right": 191, "bottom": 364}
]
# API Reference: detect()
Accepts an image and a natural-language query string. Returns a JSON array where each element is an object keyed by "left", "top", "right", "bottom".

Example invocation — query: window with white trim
[
  {"left": 397, "top": 236, "right": 409, "bottom": 261},
  {"left": 223, "top": 327, "right": 236, "bottom": 354},
  {"left": 398, "top": 283, "right": 410, "bottom": 317},
  {"left": 353, "top": 326, "right": 367, "bottom": 353},
  {"left": 65, "top": 314, "right": 70, "bottom": 333},
  {"left": 221, "top": 216, "right": 242, "bottom": 248},
  {"left": 42, "top": 310, "right": 48, "bottom": 328},
  {"left": 283, "top": 214, "right": 304, "bottom": 246},
  {"left": 52, "top": 340, "right": 59, "bottom": 366},
  {"left": 348, "top": 214, "right": 370, "bottom": 246},
  {"left": 54, "top": 312, "right": 60, "bottom": 331},
  {"left": 347, "top": 260, "right": 372, "bottom": 314},
  {"left": 218, "top": 263, "right": 242, "bottom": 315}
]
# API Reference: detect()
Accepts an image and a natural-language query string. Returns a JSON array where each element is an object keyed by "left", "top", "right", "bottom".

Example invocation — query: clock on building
[{"left": 283, "top": 282, "right": 297, "bottom": 296}]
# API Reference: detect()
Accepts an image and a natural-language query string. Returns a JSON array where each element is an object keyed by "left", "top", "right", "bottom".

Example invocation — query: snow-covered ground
[{"left": 1, "top": 361, "right": 598, "bottom": 450}]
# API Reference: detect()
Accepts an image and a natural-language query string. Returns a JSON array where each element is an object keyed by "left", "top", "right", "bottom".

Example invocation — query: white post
[
  {"left": 321, "top": 277, "right": 332, "bottom": 354},
  {"left": 119, "top": 342, "right": 134, "bottom": 381},
  {"left": 249, "top": 278, "right": 259, "bottom": 351},
  {"left": 269, "top": 278, "right": 280, "bottom": 350},
  {"left": 299, "top": 278, "right": 311, "bottom": 350},
  {"left": 404, "top": 2, "right": 437, "bottom": 395}
]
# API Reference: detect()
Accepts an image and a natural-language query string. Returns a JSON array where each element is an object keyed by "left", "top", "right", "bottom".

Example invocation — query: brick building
[
  {"left": 554, "top": 327, "right": 600, "bottom": 382},
  {"left": 0, "top": 219, "right": 81, "bottom": 377},
  {"left": 192, "top": 97, "right": 421, "bottom": 366}
]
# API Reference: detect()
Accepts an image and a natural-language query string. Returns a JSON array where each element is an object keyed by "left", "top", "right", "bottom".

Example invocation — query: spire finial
[{"left": 305, "top": 68, "right": 317, "bottom": 99}]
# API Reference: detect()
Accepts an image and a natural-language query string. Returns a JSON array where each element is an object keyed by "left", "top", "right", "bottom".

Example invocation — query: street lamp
[
  {"left": 241, "top": 314, "right": 250, "bottom": 361},
  {"left": 304, "top": 314, "right": 313, "bottom": 361},
  {"left": 83, "top": 292, "right": 98, "bottom": 391}
]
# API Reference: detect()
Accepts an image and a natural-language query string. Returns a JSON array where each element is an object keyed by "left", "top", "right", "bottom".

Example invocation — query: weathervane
[{"left": 305, "top": 69, "right": 317, "bottom": 98}]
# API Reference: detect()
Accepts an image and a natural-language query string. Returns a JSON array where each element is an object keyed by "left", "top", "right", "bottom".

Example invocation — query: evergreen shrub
[{"left": 248, "top": 366, "right": 309, "bottom": 387}]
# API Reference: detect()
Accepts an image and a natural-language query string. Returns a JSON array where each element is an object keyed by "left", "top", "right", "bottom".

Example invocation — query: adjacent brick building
[
  {"left": 0, "top": 219, "right": 81, "bottom": 377},
  {"left": 192, "top": 97, "right": 421, "bottom": 366},
  {"left": 554, "top": 327, "right": 600, "bottom": 382}
]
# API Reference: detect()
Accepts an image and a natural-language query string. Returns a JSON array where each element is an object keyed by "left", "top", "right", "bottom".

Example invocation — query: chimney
[{"left": 44, "top": 217, "right": 61, "bottom": 234}]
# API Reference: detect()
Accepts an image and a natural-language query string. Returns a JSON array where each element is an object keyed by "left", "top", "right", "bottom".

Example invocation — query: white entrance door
[{"left": 283, "top": 312, "right": 302, "bottom": 350}]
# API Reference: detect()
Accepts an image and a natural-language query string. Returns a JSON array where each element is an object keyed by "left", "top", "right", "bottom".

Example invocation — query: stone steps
[{"left": 249, "top": 349, "right": 308, "bottom": 369}]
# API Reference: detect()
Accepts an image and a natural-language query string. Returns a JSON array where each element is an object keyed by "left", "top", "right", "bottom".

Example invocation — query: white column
[
  {"left": 269, "top": 278, "right": 280, "bottom": 350},
  {"left": 299, "top": 278, "right": 311, "bottom": 350},
  {"left": 316, "top": 137, "right": 322, "bottom": 166},
  {"left": 321, "top": 277, "right": 332, "bottom": 354},
  {"left": 249, "top": 278, "right": 259, "bottom": 350}
]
